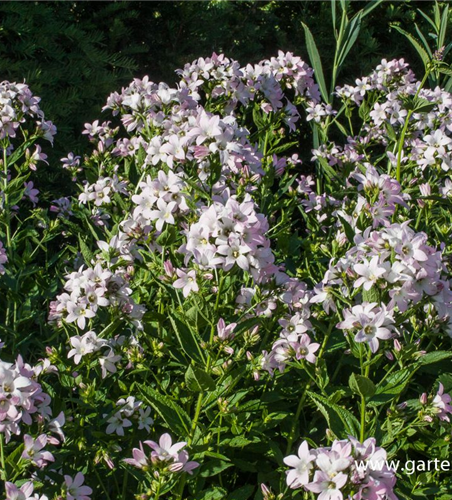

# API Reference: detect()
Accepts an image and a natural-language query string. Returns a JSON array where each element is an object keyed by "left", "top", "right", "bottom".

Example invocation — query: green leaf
[
  {"left": 317, "top": 156, "right": 338, "bottom": 180},
  {"left": 78, "top": 235, "right": 94, "bottom": 264},
  {"left": 252, "top": 105, "right": 265, "bottom": 130},
  {"left": 199, "top": 459, "right": 234, "bottom": 477},
  {"left": 391, "top": 25, "right": 430, "bottom": 68},
  {"left": 370, "top": 368, "right": 414, "bottom": 406},
  {"left": 156, "top": 225, "right": 177, "bottom": 246},
  {"left": 437, "top": 66, "right": 452, "bottom": 78},
  {"left": 412, "top": 98, "right": 436, "bottom": 114},
  {"left": 337, "top": 215, "right": 355, "bottom": 243},
  {"left": 138, "top": 385, "right": 191, "bottom": 435},
  {"left": 5, "top": 443, "right": 25, "bottom": 480},
  {"left": 308, "top": 391, "right": 360, "bottom": 437},
  {"left": 269, "top": 141, "right": 298, "bottom": 156},
  {"left": 337, "top": 13, "right": 362, "bottom": 68},
  {"left": 185, "top": 365, "right": 215, "bottom": 392},
  {"left": 226, "top": 485, "right": 255, "bottom": 500},
  {"left": 361, "top": 0, "right": 384, "bottom": 18},
  {"left": 358, "top": 100, "right": 370, "bottom": 122},
  {"left": 362, "top": 286, "right": 380, "bottom": 303},
  {"left": 227, "top": 436, "right": 254, "bottom": 448},
  {"left": 193, "top": 488, "right": 228, "bottom": 500},
  {"left": 439, "top": 4, "right": 449, "bottom": 48},
  {"left": 349, "top": 373, "right": 376, "bottom": 398},
  {"left": 414, "top": 24, "right": 433, "bottom": 58},
  {"left": 444, "top": 75, "right": 452, "bottom": 92},
  {"left": 417, "top": 8, "right": 437, "bottom": 33},
  {"left": 169, "top": 315, "right": 205, "bottom": 364},
  {"left": 302, "top": 22, "right": 329, "bottom": 103},
  {"left": 385, "top": 122, "right": 397, "bottom": 142},
  {"left": 8, "top": 137, "right": 37, "bottom": 166},
  {"left": 417, "top": 351, "right": 452, "bottom": 366}
]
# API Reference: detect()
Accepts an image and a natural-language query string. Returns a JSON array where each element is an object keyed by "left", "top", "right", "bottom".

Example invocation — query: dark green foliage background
[{"left": 0, "top": 0, "right": 442, "bottom": 196}]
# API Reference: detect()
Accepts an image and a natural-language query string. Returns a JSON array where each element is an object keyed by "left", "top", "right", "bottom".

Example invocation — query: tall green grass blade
[
  {"left": 302, "top": 22, "right": 329, "bottom": 103},
  {"left": 361, "top": 0, "right": 384, "bottom": 18},
  {"left": 439, "top": 4, "right": 449, "bottom": 48},
  {"left": 337, "top": 13, "right": 362, "bottom": 67}
]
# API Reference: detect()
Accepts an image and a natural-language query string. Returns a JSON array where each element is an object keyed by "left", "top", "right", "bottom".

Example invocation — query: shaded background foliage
[{"left": 0, "top": 0, "right": 444, "bottom": 196}]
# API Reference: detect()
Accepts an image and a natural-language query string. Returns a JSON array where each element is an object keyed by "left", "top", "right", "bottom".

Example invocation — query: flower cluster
[
  {"left": 284, "top": 437, "right": 397, "bottom": 500},
  {"left": 67, "top": 330, "right": 126, "bottom": 379},
  {"left": 0, "top": 356, "right": 53, "bottom": 442},
  {"left": 105, "top": 396, "right": 153, "bottom": 436},
  {"left": 312, "top": 221, "right": 450, "bottom": 352},
  {"left": 49, "top": 263, "right": 145, "bottom": 330},
  {"left": 0, "top": 80, "right": 56, "bottom": 145},
  {"left": 176, "top": 50, "right": 319, "bottom": 118},
  {"left": 419, "top": 383, "right": 452, "bottom": 423},
  {"left": 179, "top": 193, "right": 275, "bottom": 283},
  {"left": 124, "top": 433, "right": 199, "bottom": 475},
  {"left": 79, "top": 176, "right": 128, "bottom": 207},
  {"left": 131, "top": 170, "right": 189, "bottom": 232}
]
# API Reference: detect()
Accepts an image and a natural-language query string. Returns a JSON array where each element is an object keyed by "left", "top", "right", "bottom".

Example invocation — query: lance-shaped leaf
[{"left": 302, "top": 22, "right": 329, "bottom": 103}]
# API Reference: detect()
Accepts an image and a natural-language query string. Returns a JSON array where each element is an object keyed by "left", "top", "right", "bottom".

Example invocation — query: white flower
[
  {"left": 353, "top": 256, "right": 388, "bottom": 291},
  {"left": 173, "top": 269, "right": 199, "bottom": 298},
  {"left": 106, "top": 411, "right": 132, "bottom": 436},
  {"left": 283, "top": 441, "right": 315, "bottom": 488},
  {"left": 66, "top": 301, "right": 96, "bottom": 330},
  {"left": 148, "top": 199, "right": 177, "bottom": 232}
]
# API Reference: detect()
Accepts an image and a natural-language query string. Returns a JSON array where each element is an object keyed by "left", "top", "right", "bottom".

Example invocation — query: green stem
[
  {"left": 177, "top": 274, "right": 224, "bottom": 500},
  {"left": 2, "top": 147, "right": 12, "bottom": 330},
  {"left": 359, "top": 347, "right": 371, "bottom": 442},
  {"left": 2, "top": 147, "right": 11, "bottom": 250},
  {"left": 93, "top": 467, "right": 112, "bottom": 500},
  {"left": 360, "top": 394, "right": 366, "bottom": 442},
  {"left": 188, "top": 392, "right": 204, "bottom": 446},
  {"left": 154, "top": 478, "right": 162, "bottom": 500},
  {"left": 285, "top": 321, "right": 334, "bottom": 454},
  {"left": 395, "top": 70, "right": 430, "bottom": 182},
  {"left": 121, "top": 469, "right": 129, "bottom": 500},
  {"left": 285, "top": 381, "right": 311, "bottom": 455},
  {"left": 1, "top": 433, "right": 7, "bottom": 481}
]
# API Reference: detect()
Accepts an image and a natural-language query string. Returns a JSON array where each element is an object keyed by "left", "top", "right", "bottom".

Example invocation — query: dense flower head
[
  {"left": 179, "top": 192, "right": 276, "bottom": 283},
  {"left": 0, "top": 80, "right": 56, "bottom": 145},
  {"left": 308, "top": 219, "right": 452, "bottom": 352},
  {"left": 176, "top": 50, "right": 320, "bottom": 115},
  {"left": 0, "top": 356, "right": 54, "bottom": 443},
  {"left": 284, "top": 437, "right": 397, "bottom": 500},
  {"left": 49, "top": 262, "right": 145, "bottom": 330}
]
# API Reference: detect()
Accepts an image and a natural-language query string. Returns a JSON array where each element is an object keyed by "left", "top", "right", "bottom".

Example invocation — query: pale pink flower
[
  {"left": 283, "top": 440, "right": 315, "bottom": 488},
  {"left": 22, "top": 434, "right": 55, "bottom": 469},
  {"left": 173, "top": 269, "right": 199, "bottom": 298},
  {"left": 306, "top": 470, "right": 348, "bottom": 500},
  {"left": 353, "top": 256, "right": 387, "bottom": 291},
  {"left": 64, "top": 473, "right": 92, "bottom": 500},
  {"left": 432, "top": 383, "right": 452, "bottom": 422},
  {"left": 217, "top": 318, "right": 237, "bottom": 340}
]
